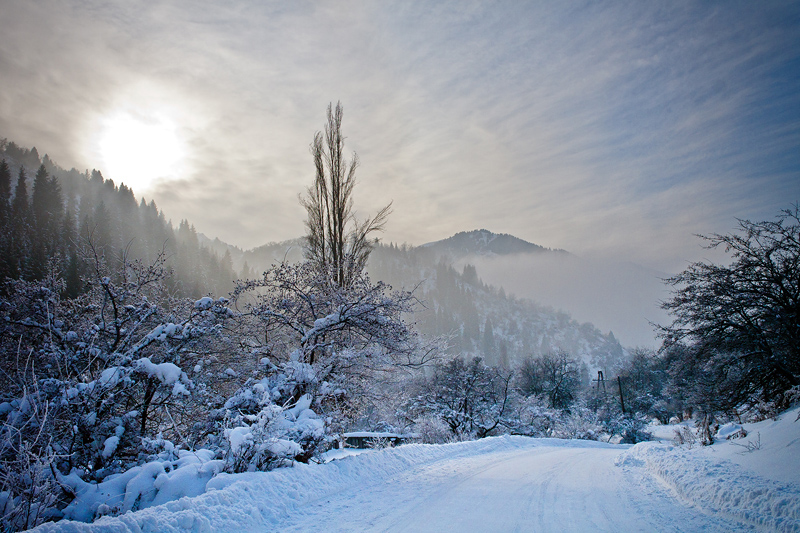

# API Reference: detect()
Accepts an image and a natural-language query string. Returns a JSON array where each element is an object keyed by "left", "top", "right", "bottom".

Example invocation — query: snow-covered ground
[
  {"left": 33, "top": 408, "right": 800, "bottom": 532},
  {"left": 619, "top": 406, "right": 800, "bottom": 532}
]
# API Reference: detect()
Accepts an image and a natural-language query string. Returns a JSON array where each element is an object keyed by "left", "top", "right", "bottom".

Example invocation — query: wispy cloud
[{"left": 1, "top": 0, "right": 797, "bottom": 271}]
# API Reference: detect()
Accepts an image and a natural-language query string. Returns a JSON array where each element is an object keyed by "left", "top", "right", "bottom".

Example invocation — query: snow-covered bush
[
  {"left": 502, "top": 391, "right": 650, "bottom": 443},
  {"left": 730, "top": 431, "right": 762, "bottom": 453},
  {"left": 407, "top": 356, "right": 513, "bottom": 439},
  {"left": 412, "top": 416, "right": 453, "bottom": 444},
  {"left": 615, "top": 347, "right": 674, "bottom": 423},
  {"left": 740, "top": 401, "right": 781, "bottom": 422},
  {"left": 551, "top": 405, "right": 607, "bottom": 441},
  {"left": 0, "top": 255, "right": 232, "bottom": 529},
  {"left": 609, "top": 414, "right": 652, "bottom": 444},
  {"left": 784, "top": 385, "right": 800, "bottom": 409},
  {"left": 715, "top": 422, "right": 746, "bottom": 440},
  {"left": 503, "top": 393, "right": 565, "bottom": 438},
  {"left": 213, "top": 361, "right": 330, "bottom": 472},
  {"left": 56, "top": 444, "right": 224, "bottom": 522},
  {"left": 672, "top": 426, "right": 698, "bottom": 448},
  {"left": 0, "top": 378, "right": 63, "bottom": 531}
]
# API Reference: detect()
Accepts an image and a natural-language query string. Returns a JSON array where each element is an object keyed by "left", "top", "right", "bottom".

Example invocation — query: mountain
[
  {"left": 197, "top": 234, "right": 305, "bottom": 279},
  {"left": 367, "top": 243, "right": 627, "bottom": 374},
  {"left": 423, "top": 229, "right": 567, "bottom": 259},
  {"left": 465, "top": 252, "right": 669, "bottom": 348},
  {"left": 418, "top": 229, "right": 667, "bottom": 347},
  {"left": 195, "top": 233, "right": 630, "bottom": 373},
  {"left": 422, "top": 230, "right": 668, "bottom": 348}
]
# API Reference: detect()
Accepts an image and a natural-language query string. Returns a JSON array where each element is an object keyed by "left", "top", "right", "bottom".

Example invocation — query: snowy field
[{"left": 33, "top": 407, "right": 800, "bottom": 532}]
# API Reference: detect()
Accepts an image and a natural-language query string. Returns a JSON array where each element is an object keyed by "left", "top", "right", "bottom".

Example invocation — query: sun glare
[{"left": 97, "top": 111, "right": 186, "bottom": 192}]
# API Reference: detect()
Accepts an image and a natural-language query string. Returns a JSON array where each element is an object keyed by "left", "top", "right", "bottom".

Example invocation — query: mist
[{"left": 457, "top": 252, "right": 672, "bottom": 348}]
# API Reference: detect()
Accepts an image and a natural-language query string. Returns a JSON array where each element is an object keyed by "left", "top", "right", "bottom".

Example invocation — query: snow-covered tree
[
  {"left": 229, "top": 261, "right": 435, "bottom": 434},
  {"left": 615, "top": 347, "right": 672, "bottom": 423},
  {"left": 516, "top": 351, "right": 581, "bottom": 409},
  {"left": 409, "top": 356, "right": 512, "bottom": 439}
]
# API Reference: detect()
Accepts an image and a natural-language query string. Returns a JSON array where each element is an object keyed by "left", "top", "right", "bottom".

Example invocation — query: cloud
[{"left": 0, "top": 0, "right": 797, "bottom": 269}]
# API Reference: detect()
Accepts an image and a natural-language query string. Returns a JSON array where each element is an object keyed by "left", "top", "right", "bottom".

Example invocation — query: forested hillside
[
  {"left": 369, "top": 243, "right": 626, "bottom": 374},
  {"left": 1, "top": 137, "right": 625, "bottom": 378},
  {"left": 0, "top": 140, "right": 237, "bottom": 299},
  {"left": 198, "top": 234, "right": 628, "bottom": 374}
]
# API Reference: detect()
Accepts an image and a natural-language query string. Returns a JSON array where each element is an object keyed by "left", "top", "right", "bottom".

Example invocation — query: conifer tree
[
  {"left": 220, "top": 249, "right": 234, "bottom": 291},
  {"left": 31, "top": 164, "right": 51, "bottom": 227},
  {"left": 10, "top": 168, "right": 31, "bottom": 279},
  {"left": 91, "top": 200, "right": 113, "bottom": 257},
  {"left": 30, "top": 165, "right": 64, "bottom": 279},
  {"left": 12, "top": 167, "right": 29, "bottom": 216},
  {"left": 0, "top": 160, "right": 12, "bottom": 281},
  {"left": 29, "top": 165, "right": 50, "bottom": 280},
  {"left": 61, "top": 194, "right": 83, "bottom": 298},
  {"left": 240, "top": 260, "right": 254, "bottom": 280},
  {"left": 0, "top": 159, "right": 10, "bottom": 217},
  {"left": 482, "top": 317, "right": 496, "bottom": 360}
]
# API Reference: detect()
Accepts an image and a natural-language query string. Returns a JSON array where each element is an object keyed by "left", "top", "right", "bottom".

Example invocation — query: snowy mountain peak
[{"left": 423, "top": 229, "right": 564, "bottom": 258}]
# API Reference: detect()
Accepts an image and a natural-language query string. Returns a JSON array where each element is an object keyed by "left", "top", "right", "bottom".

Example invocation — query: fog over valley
[{"left": 455, "top": 251, "right": 670, "bottom": 348}]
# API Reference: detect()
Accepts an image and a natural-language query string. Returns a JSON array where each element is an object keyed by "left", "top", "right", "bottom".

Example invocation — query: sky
[{"left": 1, "top": 0, "right": 798, "bottom": 273}]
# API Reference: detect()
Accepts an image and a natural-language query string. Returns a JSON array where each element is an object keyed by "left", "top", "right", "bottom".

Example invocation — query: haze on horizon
[{"left": 0, "top": 0, "right": 798, "bottom": 275}]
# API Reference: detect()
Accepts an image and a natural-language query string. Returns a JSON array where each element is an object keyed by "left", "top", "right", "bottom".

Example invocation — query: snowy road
[
  {"left": 278, "top": 443, "right": 743, "bottom": 532},
  {"left": 41, "top": 430, "right": 798, "bottom": 532}
]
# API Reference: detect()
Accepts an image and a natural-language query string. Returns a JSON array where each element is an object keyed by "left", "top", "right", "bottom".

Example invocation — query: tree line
[{"left": 0, "top": 141, "right": 238, "bottom": 300}]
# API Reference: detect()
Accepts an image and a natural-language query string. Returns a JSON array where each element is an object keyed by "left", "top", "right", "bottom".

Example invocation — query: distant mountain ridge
[
  {"left": 193, "top": 228, "right": 662, "bottom": 349},
  {"left": 423, "top": 229, "right": 567, "bottom": 259},
  {"left": 195, "top": 229, "right": 629, "bottom": 369},
  {"left": 414, "top": 228, "right": 667, "bottom": 348},
  {"left": 201, "top": 229, "right": 567, "bottom": 277}
]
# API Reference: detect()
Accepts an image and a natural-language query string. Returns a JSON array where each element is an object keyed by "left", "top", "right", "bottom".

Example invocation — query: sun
[{"left": 96, "top": 111, "right": 186, "bottom": 193}]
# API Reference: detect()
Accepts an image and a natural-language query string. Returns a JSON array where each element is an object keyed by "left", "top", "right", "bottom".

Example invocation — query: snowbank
[
  {"left": 701, "top": 408, "right": 800, "bottom": 486},
  {"left": 55, "top": 449, "right": 224, "bottom": 524},
  {"left": 618, "top": 407, "right": 800, "bottom": 532}
]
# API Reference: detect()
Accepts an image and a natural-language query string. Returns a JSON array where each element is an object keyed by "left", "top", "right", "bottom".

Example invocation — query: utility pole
[{"left": 593, "top": 371, "right": 607, "bottom": 396}]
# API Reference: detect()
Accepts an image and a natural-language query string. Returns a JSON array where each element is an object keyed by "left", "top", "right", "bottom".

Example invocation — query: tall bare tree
[{"left": 301, "top": 102, "right": 391, "bottom": 288}]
